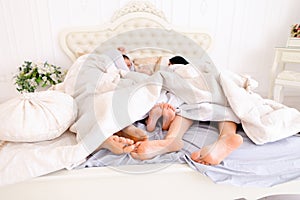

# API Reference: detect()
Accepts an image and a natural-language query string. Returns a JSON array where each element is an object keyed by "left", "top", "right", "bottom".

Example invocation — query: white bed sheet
[{"left": 79, "top": 121, "right": 300, "bottom": 187}]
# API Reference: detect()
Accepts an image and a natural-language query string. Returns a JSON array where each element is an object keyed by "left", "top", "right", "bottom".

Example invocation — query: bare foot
[
  {"left": 191, "top": 134, "right": 243, "bottom": 165},
  {"left": 116, "top": 125, "right": 148, "bottom": 143},
  {"left": 146, "top": 104, "right": 163, "bottom": 132},
  {"left": 130, "top": 138, "right": 183, "bottom": 160},
  {"left": 98, "top": 135, "right": 135, "bottom": 154},
  {"left": 162, "top": 103, "right": 176, "bottom": 130}
]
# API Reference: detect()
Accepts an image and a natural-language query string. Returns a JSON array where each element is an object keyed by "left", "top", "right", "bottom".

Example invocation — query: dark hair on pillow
[
  {"left": 169, "top": 56, "right": 189, "bottom": 65},
  {"left": 122, "top": 54, "right": 130, "bottom": 60}
]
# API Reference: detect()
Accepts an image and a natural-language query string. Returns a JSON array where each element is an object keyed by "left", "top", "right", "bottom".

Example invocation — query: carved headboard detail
[{"left": 59, "top": 1, "right": 211, "bottom": 62}]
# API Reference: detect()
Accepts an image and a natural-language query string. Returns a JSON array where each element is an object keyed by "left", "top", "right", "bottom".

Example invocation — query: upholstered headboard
[{"left": 59, "top": 1, "right": 212, "bottom": 62}]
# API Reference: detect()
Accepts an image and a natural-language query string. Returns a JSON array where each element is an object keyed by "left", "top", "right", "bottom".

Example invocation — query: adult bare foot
[
  {"left": 98, "top": 135, "right": 135, "bottom": 154},
  {"left": 130, "top": 138, "right": 183, "bottom": 160},
  {"left": 190, "top": 134, "right": 243, "bottom": 165},
  {"left": 146, "top": 103, "right": 163, "bottom": 132},
  {"left": 162, "top": 103, "right": 176, "bottom": 130},
  {"left": 116, "top": 125, "right": 148, "bottom": 143}
]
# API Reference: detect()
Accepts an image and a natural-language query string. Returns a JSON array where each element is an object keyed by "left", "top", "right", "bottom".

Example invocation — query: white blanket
[
  {"left": 1, "top": 51, "right": 300, "bottom": 186},
  {"left": 63, "top": 53, "right": 241, "bottom": 155},
  {"left": 220, "top": 71, "right": 300, "bottom": 144},
  {"left": 62, "top": 52, "right": 300, "bottom": 149}
]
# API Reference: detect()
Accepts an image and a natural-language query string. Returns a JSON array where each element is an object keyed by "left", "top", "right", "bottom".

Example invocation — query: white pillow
[{"left": 0, "top": 91, "right": 77, "bottom": 142}]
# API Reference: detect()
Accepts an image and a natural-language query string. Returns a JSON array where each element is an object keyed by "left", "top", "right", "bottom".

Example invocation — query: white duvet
[
  {"left": 1, "top": 52, "right": 300, "bottom": 186},
  {"left": 220, "top": 72, "right": 300, "bottom": 144}
]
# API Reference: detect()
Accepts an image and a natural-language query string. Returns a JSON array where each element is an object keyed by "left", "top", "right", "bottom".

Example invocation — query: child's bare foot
[
  {"left": 146, "top": 104, "right": 163, "bottom": 132},
  {"left": 191, "top": 134, "right": 243, "bottom": 165},
  {"left": 98, "top": 135, "right": 135, "bottom": 154},
  {"left": 130, "top": 138, "right": 183, "bottom": 160},
  {"left": 116, "top": 125, "right": 148, "bottom": 142},
  {"left": 162, "top": 103, "right": 176, "bottom": 130}
]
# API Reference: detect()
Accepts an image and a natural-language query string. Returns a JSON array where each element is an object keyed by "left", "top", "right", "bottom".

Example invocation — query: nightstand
[{"left": 269, "top": 42, "right": 300, "bottom": 102}]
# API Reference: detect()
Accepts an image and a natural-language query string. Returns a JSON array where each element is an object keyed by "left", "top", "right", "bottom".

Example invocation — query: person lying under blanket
[{"left": 97, "top": 55, "right": 243, "bottom": 166}]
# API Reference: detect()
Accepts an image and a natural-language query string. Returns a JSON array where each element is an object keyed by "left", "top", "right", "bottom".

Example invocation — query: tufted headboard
[{"left": 59, "top": 1, "right": 212, "bottom": 62}]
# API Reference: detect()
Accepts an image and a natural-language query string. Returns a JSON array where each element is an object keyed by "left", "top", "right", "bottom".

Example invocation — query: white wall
[{"left": 0, "top": 0, "right": 300, "bottom": 104}]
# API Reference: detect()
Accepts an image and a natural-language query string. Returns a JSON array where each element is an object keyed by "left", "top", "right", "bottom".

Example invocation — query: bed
[{"left": 1, "top": 1, "right": 300, "bottom": 200}]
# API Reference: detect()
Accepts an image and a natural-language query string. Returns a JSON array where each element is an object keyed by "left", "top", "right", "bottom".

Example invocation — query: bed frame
[
  {"left": 2, "top": 1, "right": 300, "bottom": 199},
  {"left": 2, "top": 163, "right": 300, "bottom": 200}
]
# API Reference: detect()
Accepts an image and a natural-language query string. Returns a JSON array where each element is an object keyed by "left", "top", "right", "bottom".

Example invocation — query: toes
[
  {"left": 125, "top": 138, "right": 134, "bottom": 145},
  {"left": 162, "top": 103, "right": 175, "bottom": 111},
  {"left": 115, "top": 136, "right": 124, "bottom": 143},
  {"left": 191, "top": 151, "right": 202, "bottom": 161},
  {"left": 199, "top": 161, "right": 210, "bottom": 165},
  {"left": 111, "top": 135, "right": 120, "bottom": 142},
  {"left": 191, "top": 152, "right": 210, "bottom": 165},
  {"left": 129, "top": 142, "right": 144, "bottom": 159},
  {"left": 123, "top": 145, "right": 135, "bottom": 153},
  {"left": 158, "top": 103, "right": 164, "bottom": 109},
  {"left": 101, "top": 135, "right": 136, "bottom": 154},
  {"left": 111, "top": 135, "right": 134, "bottom": 147},
  {"left": 118, "top": 136, "right": 134, "bottom": 145},
  {"left": 134, "top": 141, "right": 142, "bottom": 148}
]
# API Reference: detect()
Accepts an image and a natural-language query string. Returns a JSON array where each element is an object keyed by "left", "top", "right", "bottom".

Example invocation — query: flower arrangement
[
  {"left": 14, "top": 61, "right": 65, "bottom": 93},
  {"left": 291, "top": 24, "right": 300, "bottom": 38}
]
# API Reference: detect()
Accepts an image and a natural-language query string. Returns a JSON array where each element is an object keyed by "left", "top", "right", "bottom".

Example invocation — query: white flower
[
  {"left": 42, "top": 76, "right": 47, "bottom": 82},
  {"left": 15, "top": 61, "right": 65, "bottom": 93},
  {"left": 50, "top": 74, "right": 58, "bottom": 83},
  {"left": 29, "top": 79, "right": 38, "bottom": 87},
  {"left": 37, "top": 66, "right": 47, "bottom": 75},
  {"left": 48, "top": 66, "right": 55, "bottom": 74}
]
